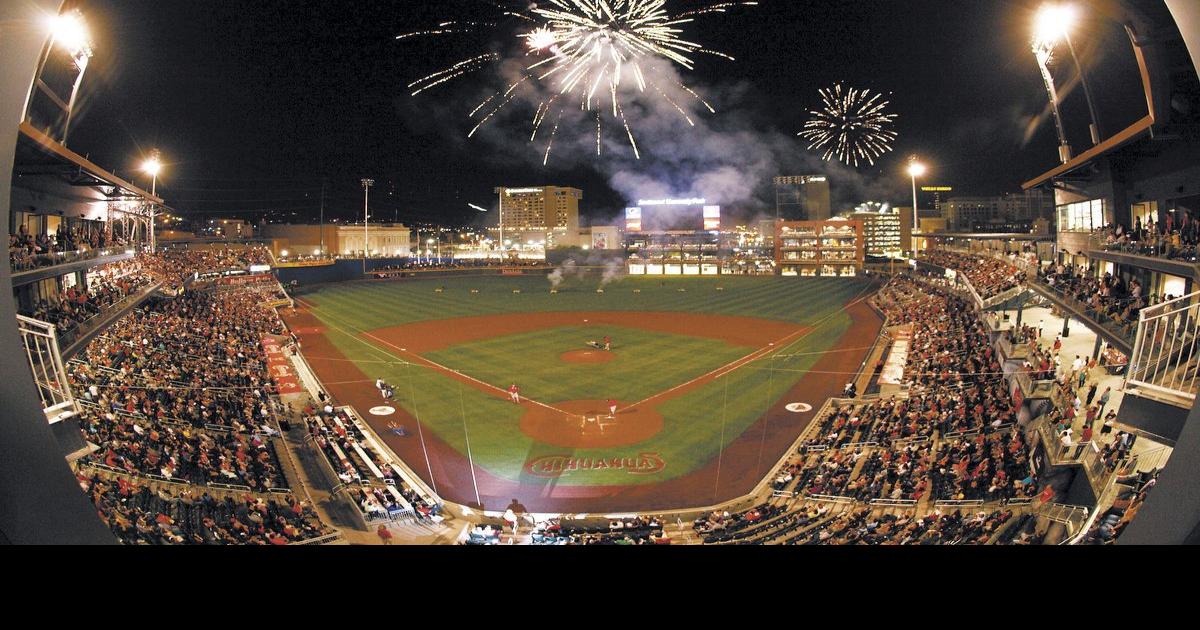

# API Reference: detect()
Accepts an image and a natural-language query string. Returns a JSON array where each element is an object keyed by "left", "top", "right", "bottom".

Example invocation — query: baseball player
[
  {"left": 603, "top": 335, "right": 612, "bottom": 351},
  {"left": 508, "top": 384, "right": 521, "bottom": 403},
  {"left": 607, "top": 398, "right": 618, "bottom": 417}
]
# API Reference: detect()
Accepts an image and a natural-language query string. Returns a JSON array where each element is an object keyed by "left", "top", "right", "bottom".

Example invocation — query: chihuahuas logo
[{"left": 524, "top": 452, "right": 665, "bottom": 478}]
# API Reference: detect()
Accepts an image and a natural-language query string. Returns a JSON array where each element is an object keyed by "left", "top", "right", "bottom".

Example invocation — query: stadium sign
[{"left": 524, "top": 452, "right": 666, "bottom": 478}]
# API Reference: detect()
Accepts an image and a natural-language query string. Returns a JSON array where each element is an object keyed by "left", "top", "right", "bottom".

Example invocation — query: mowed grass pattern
[
  {"left": 425, "top": 325, "right": 751, "bottom": 404},
  {"left": 302, "top": 275, "right": 874, "bottom": 484}
]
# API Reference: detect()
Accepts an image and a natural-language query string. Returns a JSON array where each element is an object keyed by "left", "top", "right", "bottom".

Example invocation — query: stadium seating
[
  {"left": 57, "top": 248, "right": 337, "bottom": 543},
  {"left": 920, "top": 250, "right": 1024, "bottom": 300}
]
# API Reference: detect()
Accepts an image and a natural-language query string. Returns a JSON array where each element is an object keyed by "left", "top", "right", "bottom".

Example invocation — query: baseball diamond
[{"left": 284, "top": 274, "right": 884, "bottom": 512}]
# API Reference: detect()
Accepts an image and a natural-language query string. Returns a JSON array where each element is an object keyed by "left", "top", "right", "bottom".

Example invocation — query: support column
[
  {"left": 1062, "top": 314, "right": 1071, "bottom": 338},
  {"left": 1093, "top": 334, "right": 1104, "bottom": 360}
]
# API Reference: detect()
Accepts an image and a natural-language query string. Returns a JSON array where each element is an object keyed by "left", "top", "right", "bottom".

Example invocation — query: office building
[
  {"left": 774, "top": 176, "right": 831, "bottom": 222},
  {"left": 775, "top": 218, "right": 864, "bottom": 277}
]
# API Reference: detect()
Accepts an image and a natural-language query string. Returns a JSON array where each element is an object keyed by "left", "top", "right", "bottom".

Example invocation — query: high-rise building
[
  {"left": 494, "top": 186, "right": 581, "bottom": 234},
  {"left": 847, "top": 205, "right": 912, "bottom": 258},
  {"left": 774, "top": 176, "right": 831, "bottom": 221}
]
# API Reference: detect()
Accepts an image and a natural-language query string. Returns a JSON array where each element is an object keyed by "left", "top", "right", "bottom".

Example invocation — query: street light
[
  {"left": 1034, "top": 4, "right": 1103, "bottom": 146},
  {"left": 907, "top": 157, "right": 926, "bottom": 247}
]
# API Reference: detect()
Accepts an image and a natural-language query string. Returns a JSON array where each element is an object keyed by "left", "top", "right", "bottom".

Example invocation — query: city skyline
[{"left": 61, "top": 0, "right": 1154, "bottom": 227}]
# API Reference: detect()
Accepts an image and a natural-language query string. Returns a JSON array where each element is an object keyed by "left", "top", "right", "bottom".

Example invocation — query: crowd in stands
[
  {"left": 921, "top": 250, "right": 1024, "bottom": 300},
  {"left": 1097, "top": 213, "right": 1199, "bottom": 261},
  {"left": 147, "top": 245, "right": 273, "bottom": 291},
  {"left": 80, "top": 472, "right": 331, "bottom": 544},
  {"left": 697, "top": 501, "right": 1025, "bottom": 545},
  {"left": 527, "top": 515, "right": 670, "bottom": 545},
  {"left": 19, "top": 259, "right": 154, "bottom": 339},
  {"left": 66, "top": 249, "right": 293, "bottom": 495},
  {"left": 1040, "top": 262, "right": 1163, "bottom": 340},
  {"left": 756, "top": 273, "right": 1042, "bottom": 519},
  {"left": 9, "top": 221, "right": 128, "bottom": 271},
  {"left": 1084, "top": 469, "right": 1159, "bottom": 544}
]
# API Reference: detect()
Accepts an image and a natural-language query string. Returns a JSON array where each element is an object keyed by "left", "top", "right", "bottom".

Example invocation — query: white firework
[
  {"left": 799, "top": 83, "right": 898, "bottom": 168},
  {"left": 400, "top": 1, "right": 758, "bottom": 164}
]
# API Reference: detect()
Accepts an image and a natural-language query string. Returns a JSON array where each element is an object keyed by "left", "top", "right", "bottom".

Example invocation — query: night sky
[{"left": 63, "top": 0, "right": 1151, "bottom": 227}]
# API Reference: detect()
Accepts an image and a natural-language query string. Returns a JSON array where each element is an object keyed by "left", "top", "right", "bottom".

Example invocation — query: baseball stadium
[
  {"left": 2, "top": 0, "right": 1200, "bottom": 548},
  {"left": 284, "top": 272, "right": 883, "bottom": 514}
]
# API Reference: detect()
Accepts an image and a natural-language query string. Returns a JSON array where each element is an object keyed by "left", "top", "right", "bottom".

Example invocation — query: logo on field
[
  {"left": 785, "top": 402, "right": 813, "bottom": 413},
  {"left": 370, "top": 406, "right": 396, "bottom": 416},
  {"left": 524, "top": 452, "right": 666, "bottom": 478}
]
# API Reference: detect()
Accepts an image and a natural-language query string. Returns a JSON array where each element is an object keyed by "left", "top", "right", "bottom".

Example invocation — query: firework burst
[
  {"left": 399, "top": 1, "right": 757, "bottom": 164},
  {"left": 799, "top": 83, "right": 898, "bottom": 168}
]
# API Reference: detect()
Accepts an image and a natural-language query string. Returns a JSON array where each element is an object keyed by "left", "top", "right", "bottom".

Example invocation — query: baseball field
[{"left": 284, "top": 272, "right": 883, "bottom": 513}]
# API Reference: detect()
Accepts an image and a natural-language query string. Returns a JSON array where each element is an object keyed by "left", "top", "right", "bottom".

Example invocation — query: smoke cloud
[{"left": 459, "top": 54, "right": 909, "bottom": 218}]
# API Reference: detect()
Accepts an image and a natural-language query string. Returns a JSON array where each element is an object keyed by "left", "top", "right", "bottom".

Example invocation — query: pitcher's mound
[
  {"left": 520, "top": 399, "right": 662, "bottom": 448},
  {"left": 559, "top": 349, "right": 615, "bottom": 364}
]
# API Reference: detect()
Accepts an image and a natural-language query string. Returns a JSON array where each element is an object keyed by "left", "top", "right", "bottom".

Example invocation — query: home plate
[
  {"left": 370, "top": 406, "right": 396, "bottom": 416},
  {"left": 785, "top": 403, "right": 813, "bottom": 413}
]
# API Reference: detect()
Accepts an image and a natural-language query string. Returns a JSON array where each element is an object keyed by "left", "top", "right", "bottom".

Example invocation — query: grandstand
[{"left": 1, "top": 0, "right": 1198, "bottom": 546}]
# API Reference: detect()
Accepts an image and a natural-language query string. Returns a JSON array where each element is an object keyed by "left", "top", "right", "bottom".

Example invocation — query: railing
[
  {"left": 1013, "top": 368, "right": 1060, "bottom": 401},
  {"left": 16, "top": 315, "right": 78, "bottom": 424},
  {"left": 934, "top": 499, "right": 985, "bottom": 509},
  {"left": 291, "top": 532, "right": 343, "bottom": 545},
  {"left": 1030, "top": 274, "right": 1137, "bottom": 348},
  {"left": 1031, "top": 414, "right": 1115, "bottom": 497},
  {"left": 806, "top": 494, "right": 857, "bottom": 505},
  {"left": 58, "top": 282, "right": 161, "bottom": 352},
  {"left": 1125, "top": 289, "right": 1200, "bottom": 405},
  {"left": 1127, "top": 444, "right": 1172, "bottom": 474},
  {"left": 980, "top": 285, "right": 1027, "bottom": 310},
  {"left": 1094, "top": 234, "right": 1200, "bottom": 264},
  {"left": 10, "top": 244, "right": 139, "bottom": 274},
  {"left": 1040, "top": 502, "right": 1090, "bottom": 544},
  {"left": 870, "top": 498, "right": 918, "bottom": 507}
]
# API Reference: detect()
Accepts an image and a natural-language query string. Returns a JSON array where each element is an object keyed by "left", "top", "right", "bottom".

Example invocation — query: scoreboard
[{"left": 625, "top": 198, "right": 721, "bottom": 233}]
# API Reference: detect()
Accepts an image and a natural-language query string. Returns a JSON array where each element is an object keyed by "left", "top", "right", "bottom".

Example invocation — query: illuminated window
[{"left": 1056, "top": 199, "right": 1106, "bottom": 232}]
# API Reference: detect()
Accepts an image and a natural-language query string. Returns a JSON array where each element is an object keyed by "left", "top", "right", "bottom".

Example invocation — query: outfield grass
[{"left": 303, "top": 275, "right": 873, "bottom": 485}]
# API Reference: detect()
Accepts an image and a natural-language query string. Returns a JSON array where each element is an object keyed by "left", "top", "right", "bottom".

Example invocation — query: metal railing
[
  {"left": 10, "top": 244, "right": 140, "bottom": 274},
  {"left": 1126, "top": 289, "right": 1200, "bottom": 405},
  {"left": 1040, "top": 502, "right": 1091, "bottom": 544},
  {"left": 16, "top": 315, "right": 79, "bottom": 424},
  {"left": 1031, "top": 273, "right": 1138, "bottom": 348}
]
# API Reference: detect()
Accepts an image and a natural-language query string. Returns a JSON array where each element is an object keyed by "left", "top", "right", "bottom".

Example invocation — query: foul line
[
  {"left": 298, "top": 277, "right": 879, "bottom": 420},
  {"left": 626, "top": 280, "right": 881, "bottom": 412},
  {"left": 293, "top": 297, "right": 574, "bottom": 417}
]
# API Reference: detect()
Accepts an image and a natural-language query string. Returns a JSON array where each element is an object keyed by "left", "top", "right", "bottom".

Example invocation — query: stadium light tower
[
  {"left": 907, "top": 157, "right": 926, "bottom": 243},
  {"left": 141, "top": 150, "right": 164, "bottom": 253},
  {"left": 361, "top": 178, "right": 374, "bottom": 274},
  {"left": 141, "top": 150, "right": 162, "bottom": 197},
  {"left": 1035, "top": 3, "right": 1102, "bottom": 146}
]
